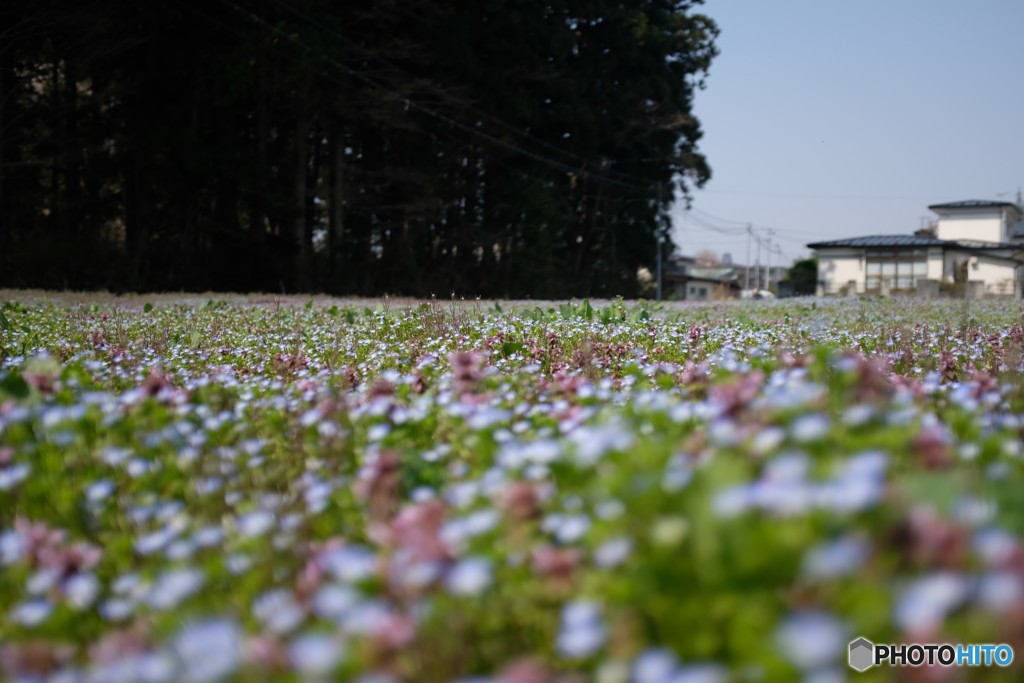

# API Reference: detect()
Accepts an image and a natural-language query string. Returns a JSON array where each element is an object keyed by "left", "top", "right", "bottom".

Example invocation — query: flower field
[{"left": 2, "top": 295, "right": 1024, "bottom": 682}]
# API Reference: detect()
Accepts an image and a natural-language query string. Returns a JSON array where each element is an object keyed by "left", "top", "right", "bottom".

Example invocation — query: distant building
[
  {"left": 663, "top": 255, "right": 740, "bottom": 300},
  {"left": 809, "top": 200, "right": 1024, "bottom": 298}
]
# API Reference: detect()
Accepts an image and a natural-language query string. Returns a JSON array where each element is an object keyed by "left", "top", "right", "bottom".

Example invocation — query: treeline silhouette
[{"left": 0, "top": 0, "right": 717, "bottom": 296}]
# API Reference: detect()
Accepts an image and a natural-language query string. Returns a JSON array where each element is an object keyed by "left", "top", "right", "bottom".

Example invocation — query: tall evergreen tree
[{"left": 0, "top": 0, "right": 717, "bottom": 296}]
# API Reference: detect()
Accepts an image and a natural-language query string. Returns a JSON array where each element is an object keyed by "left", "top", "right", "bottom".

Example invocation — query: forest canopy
[{"left": 0, "top": 0, "right": 718, "bottom": 296}]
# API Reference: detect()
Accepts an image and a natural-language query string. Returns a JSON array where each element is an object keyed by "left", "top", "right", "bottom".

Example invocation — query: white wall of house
[
  {"left": 941, "top": 251, "right": 1020, "bottom": 295},
  {"left": 816, "top": 250, "right": 863, "bottom": 294},
  {"left": 815, "top": 247, "right": 1021, "bottom": 297},
  {"left": 935, "top": 211, "right": 1004, "bottom": 243},
  {"left": 972, "top": 256, "right": 1018, "bottom": 295},
  {"left": 811, "top": 202, "right": 1024, "bottom": 297},
  {"left": 926, "top": 248, "right": 945, "bottom": 280},
  {"left": 686, "top": 283, "right": 710, "bottom": 300}
]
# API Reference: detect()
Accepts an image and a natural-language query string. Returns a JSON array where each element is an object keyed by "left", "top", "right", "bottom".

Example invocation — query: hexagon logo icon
[{"left": 849, "top": 637, "right": 875, "bottom": 672}]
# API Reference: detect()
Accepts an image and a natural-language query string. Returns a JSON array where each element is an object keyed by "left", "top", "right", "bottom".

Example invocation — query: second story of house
[{"left": 930, "top": 200, "right": 1023, "bottom": 244}]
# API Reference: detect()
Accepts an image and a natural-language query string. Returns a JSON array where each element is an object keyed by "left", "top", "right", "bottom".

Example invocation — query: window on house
[
  {"left": 865, "top": 250, "right": 927, "bottom": 292},
  {"left": 866, "top": 262, "right": 881, "bottom": 290}
]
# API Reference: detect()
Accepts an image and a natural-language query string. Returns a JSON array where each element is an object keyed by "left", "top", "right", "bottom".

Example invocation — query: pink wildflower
[
  {"left": 451, "top": 351, "right": 485, "bottom": 394},
  {"left": 353, "top": 450, "right": 402, "bottom": 521},
  {"left": 709, "top": 370, "right": 764, "bottom": 417},
  {"left": 531, "top": 545, "right": 582, "bottom": 583},
  {"left": 0, "top": 642, "right": 74, "bottom": 679},
  {"left": 498, "top": 658, "right": 553, "bottom": 683},
  {"left": 499, "top": 481, "right": 544, "bottom": 521},
  {"left": 388, "top": 500, "right": 449, "bottom": 564}
]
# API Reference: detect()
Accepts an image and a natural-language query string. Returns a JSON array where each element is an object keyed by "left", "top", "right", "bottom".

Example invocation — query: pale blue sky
[{"left": 675, "top": 0, "right": 1024, "bottom": 267}]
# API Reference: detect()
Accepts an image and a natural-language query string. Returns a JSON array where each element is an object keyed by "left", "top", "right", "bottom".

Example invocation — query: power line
[
  {"left": 686, "top": 206, "right": 748, "bottom": 227},
  {"left": 210, "top": 0, "right": 664, "bottom": 195},
  {"left": 678, "top": 212, "right": 747, "bottom": 234},
  {"left": 675, "top": 205, "right": 809, "bottom": 271},
  {"left": 698, "top": 189, "right": 937, "bottom": 201},
  {"left": 263, "top": 0, "right": 655, "bottom": 187},
  {"left": 679, "top": 204, "right": 822, "bottom": 240}
]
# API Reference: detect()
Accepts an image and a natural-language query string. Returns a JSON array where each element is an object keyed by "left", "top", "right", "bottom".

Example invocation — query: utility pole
[
  {"left": 746, "top": 223, "right": 752, "bottom": 296},
  {"left": 766, "top": 229, "right": 775, "bottom": 292},
  {"left": 656, "top": 182, "right": 663, "bottom": 301},
  {"left": 755, "top": 232, "right": 762, "bottom": 292}
]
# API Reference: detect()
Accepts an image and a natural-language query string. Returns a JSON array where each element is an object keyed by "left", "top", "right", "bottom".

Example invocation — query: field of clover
[{"left": 4, "top": 294, "right": 1024, "bottom": 683}]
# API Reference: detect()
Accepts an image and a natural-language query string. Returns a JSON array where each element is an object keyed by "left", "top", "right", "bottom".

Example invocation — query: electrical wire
[
  {"left": 210, "top": 0, "right": 665, "bottom": 195},
  {"left": 261, "top": 0, "right": 654, "bottom": 186}
]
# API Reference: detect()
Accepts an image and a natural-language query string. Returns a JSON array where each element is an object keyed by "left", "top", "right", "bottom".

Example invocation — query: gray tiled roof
[
  {"left": 953, "top": 239, "right": 1024, "bottom": 250},
  {"left": 808, "top": 234, "right": 1024, "bottom": 251},
  {"left": 806, "top": 235, "right": 947, "bottom": 249},
  {"left": 687, "top": 267, "right": 736, "bottom": 280},
  {"left": 663, "top": 265, "right": 738, "bottom": 283},
  {"left": 928, "top": 199, "right": 1019, "bottom": 211}
]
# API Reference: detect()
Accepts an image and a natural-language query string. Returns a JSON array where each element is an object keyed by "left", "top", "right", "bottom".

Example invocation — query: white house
[
  {"left": 809, "top": 200, "right": 1024, "bottom": 298},
  {"left": 930, "top": 199, "right": 1023, "bottom": 243},
  {"left": 662, "top": 256, "right": 740, "bottom": 300}
]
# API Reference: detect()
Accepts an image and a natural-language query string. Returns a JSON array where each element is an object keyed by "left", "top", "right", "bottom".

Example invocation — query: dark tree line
[{"left": 0, "top": 0, "right": 717, "bottom": 297}]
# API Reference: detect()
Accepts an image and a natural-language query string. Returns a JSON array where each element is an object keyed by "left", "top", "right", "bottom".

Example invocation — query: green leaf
[
  {"left": 984, "top": 480, "right": 1024, "bottom": 535},
  {"left": 0, "top": 309, "right": 11, "bottom": 332},
  {"left": 143, "top": 303, "right": 154, "bottom": 313},
  {"left": 329, "top": 305, "right": 339, "bottom": 317},
  {"left": 580, "top": 299, "right": 594, "bottom": 321},
  {"left": 0, "top": 371, "right": 29, "bottom": 399},
  {"left": 899, "top": 471, "right": 969, "bottom": 516},
  {"left": 203, "top": 299, "right": 227, "bottom": 311},
  {"left": 500, "top": 342, "right": 524, "bottom": 358}
]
